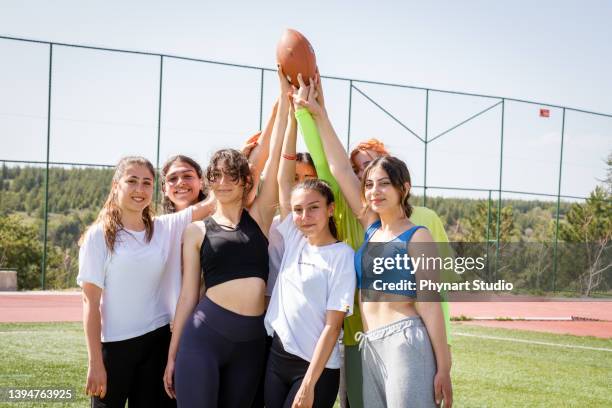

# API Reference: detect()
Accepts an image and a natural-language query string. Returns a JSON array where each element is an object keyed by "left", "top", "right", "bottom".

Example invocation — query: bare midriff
[
  {"left": 360, "top": 298, "right": 418, "bottom": 332},
  {"left": 205, "top": 277, "right": 267, "bottom": 316}
]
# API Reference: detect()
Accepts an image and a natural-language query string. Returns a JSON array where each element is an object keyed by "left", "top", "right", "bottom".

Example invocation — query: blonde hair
[{"left": 81, "top": 156, "right": 156, "bottom": 252}]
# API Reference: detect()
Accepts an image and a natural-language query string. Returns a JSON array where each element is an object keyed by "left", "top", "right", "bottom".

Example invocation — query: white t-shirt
[
  {"left": 160, "top": 208, "right": 193, "bottom": 320},
  {"left": 266, "top": 215, "right": 284, "bottom": 297},
  {"left": 77, "top": 208, "right": 192, "bottom": 342},
  {"left": 265, "top": 216, "right": 356, "bottom": 369}
]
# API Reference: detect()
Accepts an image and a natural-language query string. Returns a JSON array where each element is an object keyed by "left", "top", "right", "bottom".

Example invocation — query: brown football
[{"left": 276, "top": 29, "right": 317, "bottom": 87}]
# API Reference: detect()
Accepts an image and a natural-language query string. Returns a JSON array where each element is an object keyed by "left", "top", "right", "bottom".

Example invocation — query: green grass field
[{"left": 0, "top": 322, "right": 610, "bottom": 407}]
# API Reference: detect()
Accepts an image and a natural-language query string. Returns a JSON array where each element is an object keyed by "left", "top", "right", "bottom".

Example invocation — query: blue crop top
[{"left": 354, "top": 221, "right": 425, "bottom": 297}]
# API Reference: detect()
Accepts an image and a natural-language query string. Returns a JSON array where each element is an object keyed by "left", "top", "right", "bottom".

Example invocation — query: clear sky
[{"left": 1, "top": 0, "right": 611, "bottom": 200}]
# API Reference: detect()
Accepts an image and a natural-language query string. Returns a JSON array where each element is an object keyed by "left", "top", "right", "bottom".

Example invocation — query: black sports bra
[{"left": 200, "top": 210, "right": 269, "bottom": 289}]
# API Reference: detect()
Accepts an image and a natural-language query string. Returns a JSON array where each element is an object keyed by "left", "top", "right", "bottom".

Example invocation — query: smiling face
[
  {"left": 163, "top": 160, "right": 202, "bottom": 211},
  {"left": 363, "top": 165, "right": 407, "bottom": 214},
  {"left": 290, "top": 188, "right": 334, "bottom": 238},
  {"left": 113, "top": 164, "right": 154, "bottom": 213}
]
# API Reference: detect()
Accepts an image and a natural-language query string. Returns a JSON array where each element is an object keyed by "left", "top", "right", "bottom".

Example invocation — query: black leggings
[
  {"left": 174, "top": 296, "right": 267, "bottom": 408},
  {"left": 264, "top": 335, "right": 340, "bottom": 408},
  {"left": 92, "top": 324, "right": 175, "bottom": 408},
  {"left": 250, "top": 335, "right": 273, "bottom": 408}
]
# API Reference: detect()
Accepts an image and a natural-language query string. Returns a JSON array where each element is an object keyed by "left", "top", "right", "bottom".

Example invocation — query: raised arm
[
  {"left": 293, "top": 75, "right": 376, "bottom": 228},
  {"left": 277, "top": 105, "right": 297, "bottom": 221},
  {"left": 292, "top": 75, "right": 338, "bottom": 196},
  {"left": 250, "top": 68, "right": 291, "bottom": 234},
  {"left": 163, "top": 223, "right": 205, "bottom": 399},
  {"left": 292, "top": 78, "right": 364, "bottom": 249},
  {"left": 242, "top": 100, "right": 279, "bottom": 208},
  {"left": 248, "top": 99, "right": 279, "bottom": 174}
]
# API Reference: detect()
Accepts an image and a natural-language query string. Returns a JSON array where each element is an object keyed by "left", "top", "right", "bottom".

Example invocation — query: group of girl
[{"left": 78, "top": 67, "right": 453, "bottom": 408}]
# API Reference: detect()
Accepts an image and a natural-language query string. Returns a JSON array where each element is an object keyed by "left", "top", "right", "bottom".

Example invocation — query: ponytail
[{"left": 328, "top": 215, "right": 339, "bottom": 241}]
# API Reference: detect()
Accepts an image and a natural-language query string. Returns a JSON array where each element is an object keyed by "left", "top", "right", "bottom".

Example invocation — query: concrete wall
[{"left": 0, "top": 270, "right": 17, "bottom": 291}]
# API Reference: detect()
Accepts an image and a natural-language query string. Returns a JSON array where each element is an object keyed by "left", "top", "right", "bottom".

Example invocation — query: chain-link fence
[{"left": 1, "top": 35, "right": 611, "bottom": 293}]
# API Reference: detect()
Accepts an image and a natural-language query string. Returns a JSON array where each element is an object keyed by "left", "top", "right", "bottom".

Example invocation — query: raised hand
[
  {"left": 292, "top": 73, "right": 324, "bottom": 118},
  {"left": 277, "top": 65, "right": 293, "bottom": 105},
  {"left": 314, "top": 73, "right": 326, "bottom": 113},
  {"left": 241, "top": 140, "right": 259, "bottom": 160}
]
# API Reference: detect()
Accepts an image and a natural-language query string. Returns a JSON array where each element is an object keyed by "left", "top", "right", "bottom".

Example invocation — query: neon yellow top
[{"left": 295, "top": 108, "right": 452, "bottom": 347}]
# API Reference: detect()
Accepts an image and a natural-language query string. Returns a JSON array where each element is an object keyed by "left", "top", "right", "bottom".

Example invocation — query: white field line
[
  {"left": 0, "top": 330, "right": 72, "bottom": 334},
  {"left": 455, "top": 332, "right": 612, "bottom": 352},
  {"left": 469, "top": 316, "right": 574, "bottom": 321},
  {"left": 3, "top": 331, "right": 611, "bottom": 352},
  {"left": 0, "top": 291, "right": 81, "bottom": 296}
]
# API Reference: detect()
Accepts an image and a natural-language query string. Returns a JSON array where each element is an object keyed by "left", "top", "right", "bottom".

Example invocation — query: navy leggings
[
  {"left": 174, "top": 296, "right": 267, "bottom": 408},
  {"left": 250, "top": 335, "right": 273, "bottom": 408},
  {"left": 264, "top": 335, "right": 340, "bottom": 408}
]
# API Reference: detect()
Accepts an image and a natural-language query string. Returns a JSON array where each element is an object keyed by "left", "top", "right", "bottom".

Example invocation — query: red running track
[
  {"left": 451, "top": 301, "right": 612, "bottom": 321},
  {"left": 0, "top": 292, "right": 82, "bottom": 323},
  {"left": 1, "top": 292, "right": 610, "bottom": 338},
  {"left": 452, "top": 301, "right": 612, "bottom": 338}
]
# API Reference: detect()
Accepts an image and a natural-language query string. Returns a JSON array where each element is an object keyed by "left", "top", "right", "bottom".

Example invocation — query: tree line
[{"left": 0, "top": 161, "right": 610, "bottom": 294}]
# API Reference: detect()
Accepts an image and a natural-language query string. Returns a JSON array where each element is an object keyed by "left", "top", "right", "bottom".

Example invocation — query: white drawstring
[{"left": 355, "top": 331, "right": 367, "bottom": 351}]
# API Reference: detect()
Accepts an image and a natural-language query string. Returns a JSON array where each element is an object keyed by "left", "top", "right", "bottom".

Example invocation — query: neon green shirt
[{"left": 295, "top": 108, "right": 452, "bottom": 347}]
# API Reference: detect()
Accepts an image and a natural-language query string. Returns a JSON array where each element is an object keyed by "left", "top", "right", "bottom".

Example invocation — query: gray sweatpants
[{"left": 357, "top": 316, "right": 438, "bottom": 408}]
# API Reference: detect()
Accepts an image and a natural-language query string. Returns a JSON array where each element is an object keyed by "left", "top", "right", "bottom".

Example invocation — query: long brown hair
[
  {"left": 361, "top": 156, "right": 413, "bottom": 219},
  {"left": 81, "top": 156, "right": 156, "bottom": 252},
  {"left": 293, "top": 179, "right": 338, "bottom": 240},
  {"left": 161, "top": 155, "right": 206, "bottom": 214}
]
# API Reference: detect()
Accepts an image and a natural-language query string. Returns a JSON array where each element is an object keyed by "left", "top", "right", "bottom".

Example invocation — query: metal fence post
[
  {"left": 259, "top": 69, "right": 265, "bottom": 130},
  {"left": 495, "top": 99, "right": 505, "bottom": 278},
  {"left": 41, "top": 43, "right": 54, "bottom": 290},
  {"left": 423, "top": 89, "right": 429, "bottom": 206},
  {"left": 347, "top": 80, "right": 353, "bottom": 152},
  {"left": 486, "top": 189, "right": 492, "bottom": 280},
  {"left": 552, "top": 108, "right": 566, "bottom": 292},
  {"left": 154, "top": 56, "right": 164, "bottom": 209}
]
